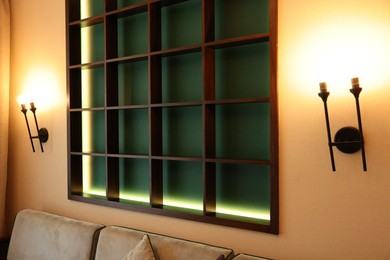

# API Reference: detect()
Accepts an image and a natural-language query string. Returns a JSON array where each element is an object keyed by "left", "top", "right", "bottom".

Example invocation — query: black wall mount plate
[
  {"left": 39, "top": 128, "right": 49, "bottom": 143},
  {"left": 334, "top": 126, "right": 361, "bottom": 154}
]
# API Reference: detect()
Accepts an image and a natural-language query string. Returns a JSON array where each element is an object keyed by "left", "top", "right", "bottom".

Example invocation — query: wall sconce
[
  {"left": 19, "top": 101, "right": 49, "bottom": 152},
  {"left": 318, "top": 77, "right": 367, "bottom": 172}
]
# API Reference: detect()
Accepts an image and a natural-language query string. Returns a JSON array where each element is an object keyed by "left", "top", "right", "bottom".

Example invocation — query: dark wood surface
[{"left": 0, "top": 236, "right": 10, "bottom": 259}]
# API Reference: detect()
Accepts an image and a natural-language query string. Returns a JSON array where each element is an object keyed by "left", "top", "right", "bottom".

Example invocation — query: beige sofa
[{"left": 4, "top": 209, "right": 271, "bottom": 260}]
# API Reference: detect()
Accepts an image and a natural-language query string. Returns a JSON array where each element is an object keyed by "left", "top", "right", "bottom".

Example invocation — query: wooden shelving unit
[{"left": 66, "top": 0, "right": 278, "bottom": 234}]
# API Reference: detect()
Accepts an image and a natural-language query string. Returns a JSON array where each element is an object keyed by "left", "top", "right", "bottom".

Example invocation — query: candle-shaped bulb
[
  {"left": 30, "top": 102, "right": 35, "bottom": 109},
  {"left": 351, "top": 77, "right": 360, "bottom": 89},
  {"left": 17, "top": 96, "right": 27, "bottom": 111},
  {"left": 319, "top": 82, "right": 328, "bottom": 93}
]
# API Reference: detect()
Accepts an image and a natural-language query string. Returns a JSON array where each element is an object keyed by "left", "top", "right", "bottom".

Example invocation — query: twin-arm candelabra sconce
[
  {"left": 318, "top": 77, "right": 367, "bottom": 172},
  {"left": 20, "top": 102, "right": 49, "bottom": 152}
]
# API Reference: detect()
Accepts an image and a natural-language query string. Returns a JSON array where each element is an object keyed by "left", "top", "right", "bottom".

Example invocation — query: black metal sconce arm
[
  {"left": 349, "top": 86, "right": 367, "bottom": 171},
  {"left": 318, "top": 91, "right": 336, "bottom": 171},
  {"left": 20, "top": 102, "right": 49, "bottom": 153},
  {"left": 318, "top": 78, "right": 367, "bottom": 172}
]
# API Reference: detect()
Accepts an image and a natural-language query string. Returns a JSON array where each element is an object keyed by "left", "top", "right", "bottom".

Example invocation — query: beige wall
[{"left": 6, "top": 0, "right": 390, "bottom": 259}]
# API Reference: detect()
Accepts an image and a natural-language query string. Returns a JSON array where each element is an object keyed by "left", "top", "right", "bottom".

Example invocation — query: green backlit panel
[
  {"left": 81, "top": 23, "right": 104, "bottom": 64},
  {"left": 117, "top": 0, "right": 146, "bottom": 9},
  {"left": 117, "top": 12, "right": 148, "bottom": 57},
  {"left": 215, "top": 42, "right": 270, "bottom": 100},
  {"left": 80, "top": 0, "right": 104, "bottom": 19},
  {"left": 161, "top": 0, "right": 202, "bottom": 50},
  {"left": 118, "top": 60, "right": 149, "bottom": 106},
  {"left": 216, "top": 163, "right": 270, "bottom": 221},
  {"left": 82, "top": 155, "right": 106, "bottom": 196},
  {"left": 68, "top": 0, "right": 276, "bottom": 233},
  {"left": 82, "top": 111, "right": 106, "bottom": 153},
  {"left": 162, "top": 52, "right": 202, "bottom": 103},
  {"left": 163, "top": 106, "right": 202, "bottom": 157},
  {"left": 215, "top": 0, "right": 269, "bottom": 40},
  {"left": 216, "top": 103, "right": 270, "bottom": 160},
  {"left": 119, "top": 158, "right": 150, "bottom": 202},
  {"left": 118, "top": 109, "right": 149, "bottom": 155},
  {"left": 163, "top": 160, "right": 203, "bottom": 211},
  {"left": 81, "top": 66, "right": 104, "bottom": 108}
]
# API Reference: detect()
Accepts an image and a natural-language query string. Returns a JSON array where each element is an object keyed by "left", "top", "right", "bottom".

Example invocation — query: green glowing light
[
  {"left": 80, "top": 0, "right": 92, "bottom": 20},
  {"left": 82, "top": 155, "right": 92, "bottom": 193},
  {"left": 84, "top": 189, "right": 106, "bottom": 197},
  {"left": 163, "top": 199, "right": 203, "bottom": 211},
  {"left": 81, "top": 70, "right": 93, "bottom": 108},
  {"left": 216, "top": 206, "right": 270, "bottom": 221},
  {"left": 82, "top": 155, "right": 106, "bottom": 196},
  {"left": 81, "top": 27, "right": 92, "bottom": 64},
  {"left": 120, "top": 193, "right": 149, "bottom": 203}
]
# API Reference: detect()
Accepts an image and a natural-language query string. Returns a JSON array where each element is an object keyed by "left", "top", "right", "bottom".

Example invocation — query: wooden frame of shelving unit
[{"left": 66, "top": 0, "right": 278, "bottom": 234}]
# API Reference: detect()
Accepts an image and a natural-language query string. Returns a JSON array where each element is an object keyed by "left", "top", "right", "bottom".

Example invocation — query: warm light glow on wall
[
  {"left": 20, "top": 66, "right": 61, "bottom": 110},
  {"left": 17, "top": 95, "right": 27, "bottom": 107},
  {"left": 286, "top": 8, "right": 390, "bottom": 96}
]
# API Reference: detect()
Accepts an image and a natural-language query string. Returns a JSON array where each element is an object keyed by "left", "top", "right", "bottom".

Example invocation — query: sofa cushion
[
  {"left": 123, "top": 234, "right": 156, "bottom": 260},
  {"left": 7, "top": 209, "right": 104, "bottom": 260},
  {"left": 95, "top": 226, "right": 234, "bottom": 260}
]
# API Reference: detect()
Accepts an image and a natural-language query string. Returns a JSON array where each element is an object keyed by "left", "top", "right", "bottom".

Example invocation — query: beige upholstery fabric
[
  {"left": 95, "top": 226, "right": 144, "bottom": 260},
  {"left": 7, "top": 209, "right": 104, "bottom": 260},
  {"left": 95, "top": 226, "right": 234, "bottom": 260},
  {"left": 123, "top": 235, "right": 156, "bottom": 260}
]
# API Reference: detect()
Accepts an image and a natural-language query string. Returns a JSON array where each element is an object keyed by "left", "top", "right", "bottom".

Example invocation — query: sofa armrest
[
  {"left": 7, "top": 209, "right": 104, "bottom": 260},
  {"left": 0, "top": 236, "right": 10, "bottom": 260}
]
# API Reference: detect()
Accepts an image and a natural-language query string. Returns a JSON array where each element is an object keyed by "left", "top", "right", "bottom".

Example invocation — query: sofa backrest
[
  {"left": 7, "top": 209, "right": 104, "bottom": 260},
  {"left": 95, "top": 225, "right": 234, "bottom": 260}
]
